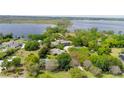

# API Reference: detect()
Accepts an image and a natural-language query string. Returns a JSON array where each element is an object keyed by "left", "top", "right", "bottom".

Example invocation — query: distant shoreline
[{"left": 0, "top": 16, "right": 124, "bottom": 24}]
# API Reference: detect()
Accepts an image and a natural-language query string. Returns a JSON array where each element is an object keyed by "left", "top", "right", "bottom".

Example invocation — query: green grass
[
  {"left": 15, "top": 48, "right": 39, "bottom": 64},
  {"left": 110, "top": 48, "right": 123, "bottom": 58},
  {"left": 84, "top": 71, "right": 95, "bottom": 78},
  {"left": 38, "top": 71, "right": 71, "bottom": 78},
  {"left": 102, "top": 74, "right": 124, "bottom": 78},
  {"left": 38, "top": 69, "right": 96, "bottom": 78}
]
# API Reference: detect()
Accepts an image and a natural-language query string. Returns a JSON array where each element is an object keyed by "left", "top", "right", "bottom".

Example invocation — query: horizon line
[{"left": 0, "top": 15, "right": 124, "bottom": 18}]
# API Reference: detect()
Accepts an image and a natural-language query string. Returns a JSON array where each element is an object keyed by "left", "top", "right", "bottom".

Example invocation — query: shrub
[
  {"left": 97, "top": 46, "right": 111, "bottom": 55},
  {"left": 1, "top": 57, "right": 21, "bottom": 72},
  {"left": 25, "top": 53, "right": 40, "bottom": 77},
  {"left": 0, "top": 52, "right": 7, "bottom": 60},
  {"left": 25, "top": 41, "right": 39, "bottom": 51},
  {"left": 69, "top": 68, "right": 87, "bottom": 78},
  {"left": 6, "top": 48, "right": 16, "bottom": 56},
  {"left": 28, "top": 34, "right": 45, "bottom": 40},
  {"left": 0, "top": 48, "right": 18, "bottom": 60},
  {"left": 56, "top": 44, "right": 64, "bottom": 50},
  {"left": 72, "top": 36, "right": 83, "bottom": 46},
  {"left": 25, "top": 53, "right": 39, "bottom": 64},
  {"left": 57, "top": 53, "right": 71, "bottom": 70},
  {"left": 26, "top": 63, "right": 40, "bottom": 77},
  {"left": 1, "top": 60, "right": 11, "bottom": 70},
  {"left": 38, "top": 46, "right": 49, "bottom": 58},
  {"left": 12, "top": 57, "right": 21, "bottom": 66},
  {"left": 90, "top": 54, "right": 123, "bottom": 72}
]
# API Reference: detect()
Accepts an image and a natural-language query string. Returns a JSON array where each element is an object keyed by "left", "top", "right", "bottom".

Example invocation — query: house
[
  {"left": 50, "top": 48, "right": 65, "bottom": 55},
  {"left": 3, "top": 41, "right": 23, "bottom": 48},
  {"left": 51, "top": 39, "right": 72, "bottom": 47},
  {"left": 58, "top": 40, "right": 72, "bottom": 46},
  {"left": 51, "top": 41, "right": 59, "bottom": 47},
  {"left": 44, "top": 59, "right": 58, "bottom": 71}
]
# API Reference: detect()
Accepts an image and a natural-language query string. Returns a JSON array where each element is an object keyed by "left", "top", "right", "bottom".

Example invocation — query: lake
[
  {"left": 70, "top": 20, "right": 124, "bottom": 33},
  {"left": 1, "top": 20, "right": 124, "bottom": 37},
  {"left": 0, "top": 24, "right": 52, "bottom": 37}
]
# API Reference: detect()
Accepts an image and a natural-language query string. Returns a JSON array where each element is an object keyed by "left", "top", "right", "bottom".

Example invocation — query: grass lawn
[
  {"left": 102, "top": 74, "right": 124, "bottom": 78},
  {"left": 15, "top": 39, "right": 27, "bottom": 43},
  {"left": 38, "top": 71, "right": 71, "bottom": 78},
  {"left": 110, "top": 48, "right": 123, "bottom": 58},
  {"left": 15, "top": 49, "right": 39, "bottom": 63},
  {"left": 38, "top": 69, "right": 95, "bottom": 78},
  {"left": 51, "top": 71, "right": 71, "bottom": 78}
]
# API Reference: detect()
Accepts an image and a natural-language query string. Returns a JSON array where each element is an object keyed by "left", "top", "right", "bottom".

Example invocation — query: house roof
[
  {"left": 51, "top": 39, "right": 72, "bottom": 46},
  {"left": 3, "top": 41, "right": 23, "bottom": 48},
  {"left": 50, "top": 48, "right": 65, "bottom": 55}
]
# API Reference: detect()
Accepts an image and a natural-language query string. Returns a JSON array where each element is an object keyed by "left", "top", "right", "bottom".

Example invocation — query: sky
[{"left": 0, "top": 0, "right": 124, "bottom": 17}]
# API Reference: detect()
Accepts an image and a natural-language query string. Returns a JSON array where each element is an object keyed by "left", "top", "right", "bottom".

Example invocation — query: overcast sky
[{"left": 0, "top": 0, "right": 124, "bottom": 17}]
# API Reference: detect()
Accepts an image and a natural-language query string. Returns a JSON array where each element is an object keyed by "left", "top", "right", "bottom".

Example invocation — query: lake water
[
  {"left": 70, "top": 20, "right": 124, "bottom": 33},
  {"left": 0, "top": 24, "right": 52, "bottom": 37},
  {"left": 0, "top": 20, "right": 124, "bottom": 37}
]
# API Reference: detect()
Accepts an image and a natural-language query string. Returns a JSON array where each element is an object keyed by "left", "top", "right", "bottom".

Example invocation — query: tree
[
  {"left": 28, "top": 34, "right": 45, "bottom": 40},
  {"left": 1, "top": 60, "right": 12, "bottom": 70},
  {"left": 25, "top": 53, "right": 39, "bottom": 64},
  {"left": 1, "top": 57, "right": 21, "bottom": 72},
  {"left": 69, "top": 68, "right": 87, "bottom": 78},
  {"left": 46, "top": 26, "right": 67, "bottom": 34},
  {"left": 25, "top": 41, "right": 39, "bottom": 51},
  {"left": 97, "top": 45, "right": 111, "bottom": 55},
  {"left": 68, "top": 47, "right": 90, "bottom": 64},
  {"left": 57, "top": 53, "right": 71, "bottom": 70},
  {"left": 88, "top": 40, "right": 98, "bottom": 51},
  {"left": 4, "top": 33, "right": 13, "bottom": 39},
  {"left": 57, "top": 19, "right": 71, "bottom": 28},
  {"left": 12, "top": 57, "right": 21, "bottom": 67},
  {"left": 0, "top": 52, "right": 7, "bottom": 60},
  {"left": 90, "top": 53, "right": 123, "bottom": 72},
  {"left": 72, "top": 36, "right": 83, "bottom": 46},
  {"left": 26, "top": 63, "right": 41, "bottom": 77},
  {"left": 6, "top": 48, "right": 16, "bottom": 56},
  {"left": 25, "top": 53, "right": 40, "bottom": 77},
  {"left": 38, "top": 46, "right": 49, "bottom": 58}
]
